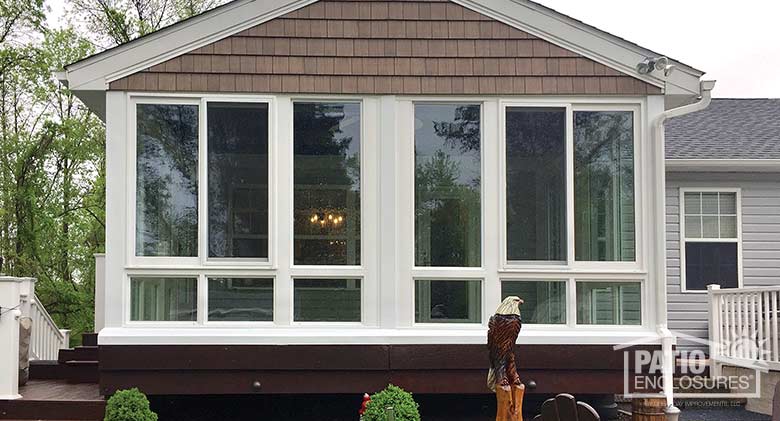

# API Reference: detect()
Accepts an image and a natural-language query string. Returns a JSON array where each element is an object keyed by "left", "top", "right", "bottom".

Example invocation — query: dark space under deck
[{"left": 99, "top": 344, "right": 660, "bottom": 396}]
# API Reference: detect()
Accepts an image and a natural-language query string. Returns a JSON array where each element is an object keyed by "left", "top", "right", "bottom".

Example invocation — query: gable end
[{"left": 109, "top": 0, "right": 661, "bottom": 95}]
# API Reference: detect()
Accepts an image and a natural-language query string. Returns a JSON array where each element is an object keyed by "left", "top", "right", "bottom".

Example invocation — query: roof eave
[
  {"left": 666, "top": 159, "right": 780, "bottom": 173},
  {"left": 63, "top": 0, "right": 707, "bottom": 110}
]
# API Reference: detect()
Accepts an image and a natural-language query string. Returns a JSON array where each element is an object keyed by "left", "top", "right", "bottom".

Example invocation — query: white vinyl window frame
[
  {"left": 499, "top": 278, "right": 568, "bottom": 328},
  {"left": 201, "top": 96, "right": 276, "bottom": 267},
  {"left": 203, "top": 275, "right": 275, "bottom": 326},
  {"left": 499, "top": 101, "right": 644, "bottom": 272},
  {"left": 398, "top": 98, "right": 491, "bottom": 328},
  {"left": 127, "top": 94, "right": 277, "bottom": 268},
  {"left": 574, "top": 278, "right": 645, "bottom": 327},
  {"left": 285, "top": 96, "right": 380, "bottom": 327},
  {"left": 679, "top": 187, "right": 743, "bottom": 293},
  {"left": 124, "top": 273, "right": 201, "bottom": 327}
]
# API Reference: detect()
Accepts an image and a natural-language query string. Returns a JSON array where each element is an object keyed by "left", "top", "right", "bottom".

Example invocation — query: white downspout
[{"left": 653, "top": 80, "right": 716, "bottom": 418}]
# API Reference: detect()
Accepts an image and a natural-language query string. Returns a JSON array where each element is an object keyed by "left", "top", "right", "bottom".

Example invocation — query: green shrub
[
  {"left": 363, "top": 384, "right": 420, "bottom": 421},
  {"left": 104, "top": 388, "right": 158, "bottom": 421}
]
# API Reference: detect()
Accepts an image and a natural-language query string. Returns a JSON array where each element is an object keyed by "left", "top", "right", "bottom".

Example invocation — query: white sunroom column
[
  {"left": 94, "top": 253, "right": 106, "bottom": 332},
  {"left": 0, "top": 277, "right": 23, "bottom": 400},
  {"left": 104, "top": 91, "right": 127, "bottom": 329},
  {"left": 378, "top": 95, "right": 398, "bottom": 328}
]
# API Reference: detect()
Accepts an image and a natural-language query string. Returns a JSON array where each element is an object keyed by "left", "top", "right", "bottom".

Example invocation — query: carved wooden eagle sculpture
[{"left": 487, "top": 296, "right": 524, "bottom": 391}]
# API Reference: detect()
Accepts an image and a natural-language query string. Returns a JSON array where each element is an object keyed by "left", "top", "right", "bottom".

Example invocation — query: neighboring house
[
  {"left": 666, "top": 99, "right": 780, "bottom": 351},
  {"left": 58, "top": 0, "right": 710, "bottom": 397}
]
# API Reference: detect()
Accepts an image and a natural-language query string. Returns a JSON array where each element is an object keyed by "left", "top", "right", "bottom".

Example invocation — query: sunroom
[{"left": 58, "top": 0, "right": 711, "bottom": 396}]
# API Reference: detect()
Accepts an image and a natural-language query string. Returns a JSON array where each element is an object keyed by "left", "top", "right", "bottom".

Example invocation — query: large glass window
[
  {"left": 135, "top": 104, "right": 199, "bottom": 257},
  {"left": 574, "top": 111, "right": 635, "bottom": 262},
  {"left": 682, "top": 192, "right": 739, "bottom": 291},
  {"left": 293, "top": 279, "right": 361, "bottom": 322},
  {"left": 415, "top": 104, "right": 481, "bottom": 267},
  {"left": 130, "top": 277, "right": 197, "bottom": 321},
  {"left": 293, "top": 103, "right": 361, "bottom": 266},
  {"left": 207, "top": 278, "right": 273, "bottom": 322},
  {"left": 501, "top": 280, "right": 566, "bottom": 324},
  {"left": 505, "top": 107, "right": 566, "bottom": 261},
  {"left": 576, "top": 282, "right": 641, "bottom": 325},
  {"left": 415, "top": 280, "right": 481, "bottom": 323},
  {"left": 208, "top": 103, "right": 269, "bottom": 259}
]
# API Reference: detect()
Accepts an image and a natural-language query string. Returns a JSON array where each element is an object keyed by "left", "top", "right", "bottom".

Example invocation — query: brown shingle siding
[{"left": 109, "top": 0, "right": 657, "bottom": 95}]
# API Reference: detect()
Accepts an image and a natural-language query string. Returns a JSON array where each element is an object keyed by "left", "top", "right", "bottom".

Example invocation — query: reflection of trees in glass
[
  {"left": 415, "top": 104, "right": 481, "bottom": 267},
  {"left": 293, "top": 103, "right": 361, "bottom": 265},
  {"left": 574, "top": 111, "right": 634, "bottom": 261},
  {"left": 207, "top": 103, "right": 269, "bottom": 258},
  {"left": 505, "top": 108, "right": 566, "bottom": 261},
  {"left": 136, "top": 104, "right": 198, "bottom": 256}
]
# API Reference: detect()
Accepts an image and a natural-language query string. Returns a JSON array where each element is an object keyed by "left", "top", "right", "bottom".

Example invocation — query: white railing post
[
  {"left": 707, "top": 284, "right": 722, "bottom": 377},
  {"left": 94, "top": 253, "right": 106, "bottom": 333},
  {"left": 0, "top": 277, "right": 23, "bottom": 400},
  {"left": 17, "top": 277, "right": 36, "bottom": 318}
]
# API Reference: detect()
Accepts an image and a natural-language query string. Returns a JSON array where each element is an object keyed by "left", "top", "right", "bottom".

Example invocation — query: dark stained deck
[{"left": 0, "top": 380, "right": 105, "bottom": 420}]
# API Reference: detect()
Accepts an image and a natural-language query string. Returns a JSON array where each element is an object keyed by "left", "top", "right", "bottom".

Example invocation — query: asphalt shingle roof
[{"left": 666, "top": 99, "right": 780, "bottom": 160}]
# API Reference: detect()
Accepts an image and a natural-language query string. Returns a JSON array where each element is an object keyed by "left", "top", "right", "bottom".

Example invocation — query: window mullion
[
  {"left": 565, "top": 105, "right": 575, "bottom": 267},
  {"left": 199, "top": 99, "right": 208, "bottom": 265}
]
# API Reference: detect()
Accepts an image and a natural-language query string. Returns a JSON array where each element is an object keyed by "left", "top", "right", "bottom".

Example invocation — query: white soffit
[{"left": 63, "top": 0, "right": 704, "bottom": 97}]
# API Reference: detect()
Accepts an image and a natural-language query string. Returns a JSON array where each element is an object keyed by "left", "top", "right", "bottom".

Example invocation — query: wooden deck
[{"left": 0, "top": 380, "right": 105, "bottom": 420}]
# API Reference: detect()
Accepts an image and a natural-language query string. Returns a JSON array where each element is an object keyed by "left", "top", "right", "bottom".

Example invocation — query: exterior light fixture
[{"left": 637, "top": 56, "right": 674, "bottom": 76}]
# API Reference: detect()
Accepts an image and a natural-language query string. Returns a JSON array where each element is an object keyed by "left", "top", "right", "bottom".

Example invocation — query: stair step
[
  {"left": 58, "top": 346, "right": 98, "bottom": 364},
  {"left": 81, "top": 333, "right": 98, "bottom": 347},
  {"left": 64, "top": 360, "right": 99, "bottom": 384},
  {"left": 29, "top": 360, "right": 65, "bottom": 380}
]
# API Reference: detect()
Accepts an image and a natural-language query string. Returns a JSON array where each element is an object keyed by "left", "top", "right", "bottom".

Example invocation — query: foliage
[
  {"left": 67, "top": 0, "right": 228, "bottom": 46},
  {"left": 0, "top": 0, "right": 224, "bottom": 344},
  {"left": 363, "top": 384, "right": 421, "bottom": 421},
  {"left": 104, "top": 388, "right": 158, "bottom": 421}
]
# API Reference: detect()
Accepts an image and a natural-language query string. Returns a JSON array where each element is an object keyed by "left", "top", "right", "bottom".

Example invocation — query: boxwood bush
[
  {"left": 363, "top": 384, "right": 420, "bottom": 421},
  {"left": 104, "top": 388, "right": 158, "bottom": 421}
]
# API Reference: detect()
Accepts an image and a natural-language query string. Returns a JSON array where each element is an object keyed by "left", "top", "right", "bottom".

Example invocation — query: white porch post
[
  {"left": 94, "top": 253, "right": 106, "bottom": 332},
  {"left": 707, "top": 284, "right": 722, "bottom": 378},
  {"left": 0, "top": 277, "right": 23, "bottom": 400}
]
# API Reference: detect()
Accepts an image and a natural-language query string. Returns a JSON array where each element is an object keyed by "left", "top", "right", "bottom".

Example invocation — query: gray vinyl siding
[{"left": 666, "top": 171, "right": 780, "bottom": 352}]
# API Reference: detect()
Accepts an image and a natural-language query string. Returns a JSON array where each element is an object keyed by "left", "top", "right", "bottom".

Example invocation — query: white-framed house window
[
  {"left": 407, "top": 101, "right": 485, "bottom": 325},
  {"left": 679, "top": 189, "right": 742, "bottom": 292},
  {"left": 499, "top": 103, "right": 642, "bottom": 271},
  {"left": 289, "top": 99, "right": 369, "bottom": 324}
]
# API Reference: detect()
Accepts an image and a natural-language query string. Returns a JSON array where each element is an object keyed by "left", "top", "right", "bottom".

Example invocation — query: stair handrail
[{"left": 28, "top": 292, "right": 68, "bottom": 360}]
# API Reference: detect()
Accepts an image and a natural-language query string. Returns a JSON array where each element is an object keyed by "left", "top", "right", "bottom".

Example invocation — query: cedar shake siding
[{"left": 109, "top": 0, "right": 660, "bottom": 95}]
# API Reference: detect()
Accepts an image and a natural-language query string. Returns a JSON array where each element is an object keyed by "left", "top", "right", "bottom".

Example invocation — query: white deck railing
[
  {"left": 27, "top": 293, "right": 70, "bottom": 360},
  {"left": 16, "top": 278, "right": 70, "bottom": 361},
  {"left": 708, "top": 284, "right": 780, "bottom": 371}
]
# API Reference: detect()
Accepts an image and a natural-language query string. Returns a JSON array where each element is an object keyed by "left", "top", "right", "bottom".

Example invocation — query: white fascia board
[
  {"left": 64, "top": 0, "right": 317, "bottom": 91},
  {"left": 666, "top": 159, "right": 780, "bottom": 172},
  {"left": 455, "top": 0, "right": 704, "bottom": 96}
]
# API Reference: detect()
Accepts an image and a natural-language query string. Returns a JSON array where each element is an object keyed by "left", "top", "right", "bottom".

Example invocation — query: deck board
[
  {"left": 18, "top": 380, "right": 102, "bottom": 401},
  {"left": 0, "top": 380, "right": 105, "bottom": 420}
]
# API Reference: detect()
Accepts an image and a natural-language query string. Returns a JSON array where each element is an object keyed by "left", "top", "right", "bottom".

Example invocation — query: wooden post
[
  {"left": 495, "top": 384, "right": 524, "bottom": 421},
  {"left": 632, "top": 398, "right": 666, "bottom": 421}
]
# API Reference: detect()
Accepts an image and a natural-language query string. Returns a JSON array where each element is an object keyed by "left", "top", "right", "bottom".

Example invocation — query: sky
[{"left": 45, "top": 0, "right": 780, "bottom": 98}]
